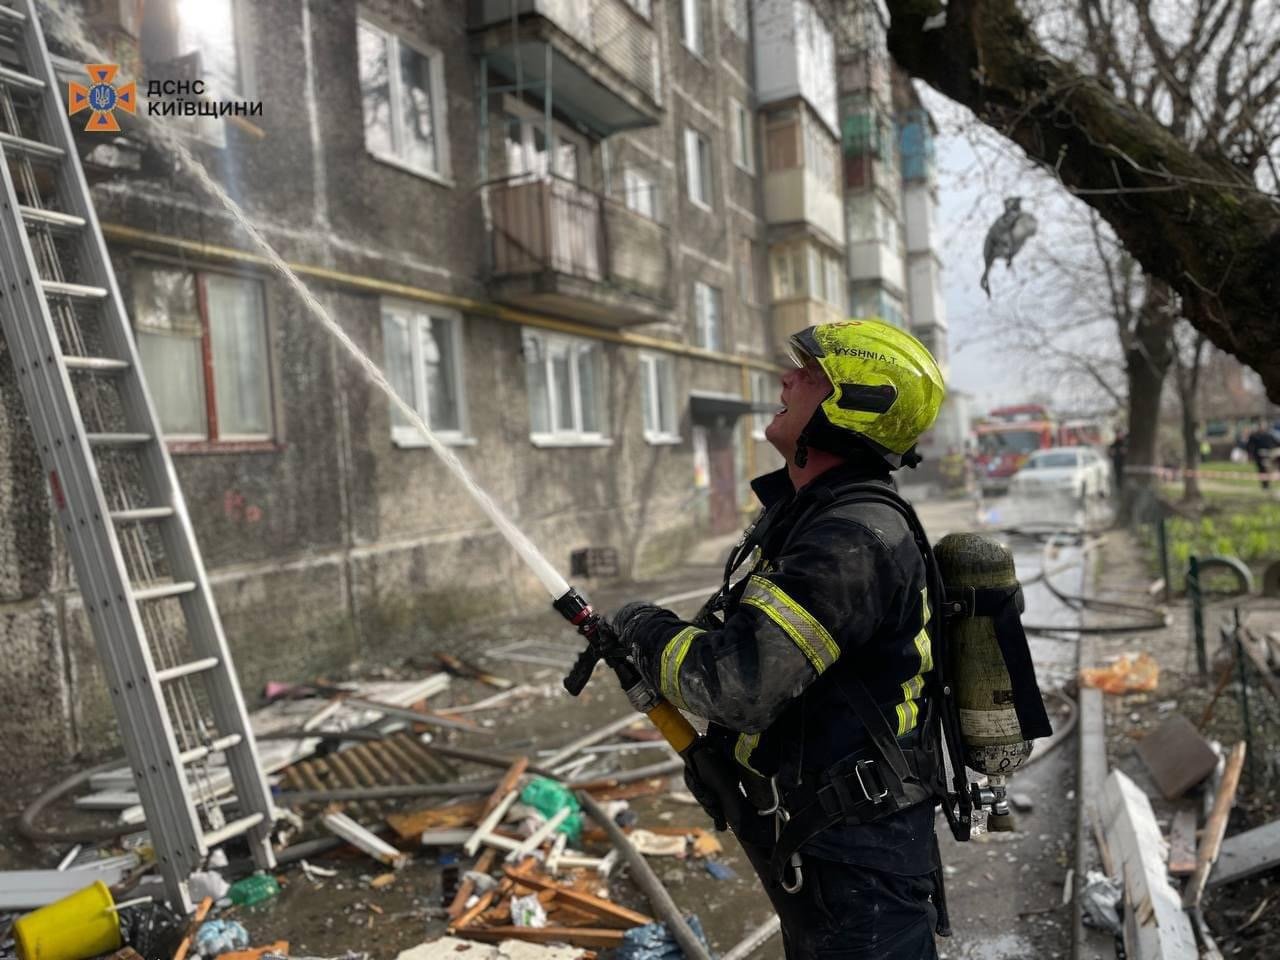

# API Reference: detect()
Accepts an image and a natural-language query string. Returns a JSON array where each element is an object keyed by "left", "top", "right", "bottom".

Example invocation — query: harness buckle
[{"left": 854, "top": 759, "right": 890, "bottom": 803}]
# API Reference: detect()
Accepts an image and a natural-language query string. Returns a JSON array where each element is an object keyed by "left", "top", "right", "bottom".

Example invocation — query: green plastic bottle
[{"left": 227, "top": 874, "right": 280, "bottom": 906}]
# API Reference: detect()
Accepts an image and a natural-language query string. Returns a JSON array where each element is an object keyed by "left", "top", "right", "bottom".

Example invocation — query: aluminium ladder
[{"left": 0, "top": 0, "right": 275, "bottom": 911}]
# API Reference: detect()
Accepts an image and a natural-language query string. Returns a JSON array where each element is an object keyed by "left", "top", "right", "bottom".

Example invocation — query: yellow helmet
[{"left": 788, "top": 318, "right": 945, "bottom": 469}]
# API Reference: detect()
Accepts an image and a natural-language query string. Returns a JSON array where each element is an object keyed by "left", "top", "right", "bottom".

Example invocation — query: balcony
[
  {"left": 487, "top": 175, "right": 671, "bottom": 327},
  {"left": 770, "top": 298, "right": 844, "bottom": 358},
  {"left": 471, "top": 0, "right": 662, "bottom": 137},
  {"left": 848, "top": 240, "right": 905, "bottom": 293}
]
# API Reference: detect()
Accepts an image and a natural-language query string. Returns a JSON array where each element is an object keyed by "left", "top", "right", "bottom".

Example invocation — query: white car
[{"left": 1009, "top": 446, "right": 1111, "bottom": 500}]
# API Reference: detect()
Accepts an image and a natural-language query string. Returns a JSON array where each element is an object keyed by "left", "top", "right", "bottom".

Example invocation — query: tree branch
[{"left": 883, "top": 0, "right": 1280, "bottom": 400}]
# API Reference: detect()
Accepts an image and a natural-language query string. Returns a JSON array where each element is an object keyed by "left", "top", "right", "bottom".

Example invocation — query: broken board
[
  {"left": 1135, "top": 714, "right": 1218, "bottom": 799},
  {"left": 1102, "top": 769, "right": 1198, "bottom": 960},
  {"left": 1167, "top": 809, "right": 1199, "bottom": 877},
  {"left": 1208, "top": 819, "right": 1280, "bottom": 888}
]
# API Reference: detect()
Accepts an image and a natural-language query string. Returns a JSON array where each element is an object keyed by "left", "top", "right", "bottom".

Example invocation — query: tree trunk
[
  {"left": 883, "top": 0, "right": 1280, "bottom": 402},
  {"left": 1180, "top": 397, "right": 1202, "bottom": 502},
  {"left": 1120, "top": 283, "right": 1176, "bottom": 522}
]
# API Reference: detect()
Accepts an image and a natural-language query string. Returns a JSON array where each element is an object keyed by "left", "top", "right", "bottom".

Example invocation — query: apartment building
[{"left": 0, "top": 0, "right": 864, "bottom": 773}]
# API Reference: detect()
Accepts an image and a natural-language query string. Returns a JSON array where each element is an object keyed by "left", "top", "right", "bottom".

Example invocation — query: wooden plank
[
  {"left": 1167, "top": 809, "right": 1199, "bottom": 877},
  {"left": 1209, "top": 818, "right": 1280, "bottom": 888},
  {"left": 1184, "top": 741, "right": 1247, "bottom": 909},
  {"left": 448, "top": 847, "right": 497, "bottom": 920},
  {"left": 387, "top": 799, "right": 485, "bottom": 841},
  {"left": 504, "top": 867, "right": 654, "bottom": 928},
  {"left": 1101, "top": 769, "right": 1198, "bottom": 960},
  {"left": 483, "top": 758, "right": 530, "bottom": 820},
  {"left": 461, "top": 927, "right": 625, "bottom": 949}
]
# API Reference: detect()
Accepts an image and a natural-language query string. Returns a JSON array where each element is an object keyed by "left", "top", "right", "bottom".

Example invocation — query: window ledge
[
  {"left": 644, "top": 432, "right": 682, "bottom": 446},
  {"left": 688, "top": 196, "right": 713, "bottom": 213},
  {"left": 530, "top": 435, "right": 614, "bottom": 449},
  {"left": 168, "top": 439, "right": 281, "bottom": 455},
  {"left": 733, "top": 160, "right": 755, "bottom": 176},
  {"left": 392, "top": 433, "right": 476, "bottom": 449},
  {"left": 367, "top": 149, "right": 455, "bottom": 188}
]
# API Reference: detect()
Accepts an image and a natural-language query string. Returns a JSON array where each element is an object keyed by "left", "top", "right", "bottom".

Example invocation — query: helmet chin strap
[{"left": 794, "top": 434, "right": 809, "bottom": 468}]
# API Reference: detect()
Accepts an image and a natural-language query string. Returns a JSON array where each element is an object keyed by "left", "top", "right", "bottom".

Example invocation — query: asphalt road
[{"left": 916, "top": 493, "right": 1091, "bottom": 960}]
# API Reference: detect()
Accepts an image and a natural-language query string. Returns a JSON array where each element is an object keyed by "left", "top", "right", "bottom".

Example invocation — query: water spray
[{"left": 40, "top": 2, "right": 697, "bottom": 751}]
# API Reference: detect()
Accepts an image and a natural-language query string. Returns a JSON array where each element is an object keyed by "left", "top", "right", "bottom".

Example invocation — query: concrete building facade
[{"left": 1, "top": 0, "right": 861, "bottom": 774}]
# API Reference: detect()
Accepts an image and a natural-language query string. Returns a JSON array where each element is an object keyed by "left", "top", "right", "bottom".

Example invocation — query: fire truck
[{"left": 973, "top": 404, "right": 1059, "bottom": 492}]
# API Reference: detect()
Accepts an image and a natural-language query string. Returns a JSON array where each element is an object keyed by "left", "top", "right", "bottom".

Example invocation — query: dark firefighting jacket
[{"left": 627, "top": 459, "right": 937, "bottom": 874}]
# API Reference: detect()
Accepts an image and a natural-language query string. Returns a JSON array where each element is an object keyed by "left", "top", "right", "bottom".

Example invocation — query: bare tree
[{"left": 876, "top": 0, "right": 1280, "bottom": 400}]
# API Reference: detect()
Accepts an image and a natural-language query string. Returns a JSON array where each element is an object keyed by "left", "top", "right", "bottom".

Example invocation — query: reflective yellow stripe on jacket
[
  {"left": 740, "top": 575, "right": 840, "bottom": 674},
  {"left": 658, "top": 625, "right": 704, "bottom": 710},
  {"left": 895, "top": 587, "right": 933, "bottom": 735}
]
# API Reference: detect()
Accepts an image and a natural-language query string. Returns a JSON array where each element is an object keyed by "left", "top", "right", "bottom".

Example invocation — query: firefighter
[{"left": 611, "top": 319, "right": 947, "bottom": 959}]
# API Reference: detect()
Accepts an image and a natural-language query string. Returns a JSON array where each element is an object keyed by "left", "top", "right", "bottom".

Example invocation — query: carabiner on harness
[{"left": 762, "top": 777, "right": 804, "bottom": 893}]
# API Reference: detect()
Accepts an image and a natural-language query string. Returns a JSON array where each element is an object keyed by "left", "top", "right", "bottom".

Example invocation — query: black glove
[
  {"left": 683, "top": 738, "right": 732, "bottom": 833},
  {"left": 609, "top": 601, "right": 665, "bottom": 649}
]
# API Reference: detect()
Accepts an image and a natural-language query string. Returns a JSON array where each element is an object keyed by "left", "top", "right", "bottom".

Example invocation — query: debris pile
[{"left": 0, "top": 658, "right": 741, "bottom": 960}]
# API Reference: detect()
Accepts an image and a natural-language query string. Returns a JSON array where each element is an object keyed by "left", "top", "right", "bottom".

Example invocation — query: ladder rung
[
  {"left": 0, "top": 64, "right": 42, "bottom": 92},
  {"left": 202, "top": 812, "right": 266, "bottom": 850},
  {"left": 64, "top": 355, "right": 129, "bottom": 373},
  {"left": 155, "top": 656, "right": 220, "bottom": 683},
  {"left": 87, "top": 432, "right": 152, "bottom": 446},
  {"left": 110, "top": 506, "right": 175, "bottom": 523},
  {"left": 132, "top": 580, "right": 196, "bottom": 603},
  {"left": 178, "top": 733, "right": 243, "bottom": 766},
  {"left": 0, "top": 6, "right": 26, "bottom": 27},
  {"left": 41, "top": 279, "right": 108, "bottom": 300},
  {"left": 0, "top": 130, "right": 62, "bottom": 161},
  {"left": 20, "top": 206, "right": 86, "bottom": 232}
]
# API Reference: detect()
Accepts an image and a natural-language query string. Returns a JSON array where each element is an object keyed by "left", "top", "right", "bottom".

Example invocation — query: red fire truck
[{"left": 973, "top": 404, "right": 1059, "bottom": 492}]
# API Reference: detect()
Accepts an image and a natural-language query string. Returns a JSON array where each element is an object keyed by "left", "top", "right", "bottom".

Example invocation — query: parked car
[{"left": 1008, "top": 446, "right": 1111, "bottom": 500}]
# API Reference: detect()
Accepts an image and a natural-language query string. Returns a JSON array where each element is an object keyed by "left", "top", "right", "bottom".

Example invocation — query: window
[
  {"left": 381, "top": 301, "right": 466, "bottom": 446},
  {"left": 357, "top": 17, "right": 451, "bottom": 181},
  {"left": 504, "top": 104, "right": 583, "bottom": 182},
  {"left": 770, "top": 246, "right": 805, "bottom": 300},
  {"left": 737, "top": 238, "right": 756, "bottom": 305},
  {"left": 134, "top": 263, "right": 271, "bottom": 443},
  {"left": 684, "top": 128, "right": 713, "bottom": 208},
  {"left": 523, "top": 330, "right": 607, "bottom": 443},
  {"left": 639, "top": 354, "right": 679, "bottom": 442},
  {"left": 751, "top": 370, "right": 773, "bottom": 439},
  {"left": 804, "top": 116, "right": 837, "bottom": 189},
  {"left": 692, "top": 282, "right": 722, "bottom": 351},
  {"left": 681, "top": 0, "right": 703, "bottom": 56},
  {"left": 141, "top": 0, "right": 253, "bottom": 146},
  {"left": 730, "top": 99, "right": 754, "bottom": 172},
  {"left": 765, "top": 111, "right": 800, "bottom": 171},
  {"left": 622, "top": 166, "right": 658, "bottom": 220},
  {"left": 824, "top": 251, "right": 844, "bottom": 307}
]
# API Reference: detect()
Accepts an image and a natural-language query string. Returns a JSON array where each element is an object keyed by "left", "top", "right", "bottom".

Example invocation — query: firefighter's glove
[
  {"left": 683, "top": 741, "right": 729, "bottom": 832},
  {"left": 610, "top": 601, "right": 667, "bottom": 653}
]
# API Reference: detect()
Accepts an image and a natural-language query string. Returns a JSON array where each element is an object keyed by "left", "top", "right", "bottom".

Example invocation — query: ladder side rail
[
  {"left": 17, "top": 0, "right": 277, "bottom": 867},
  {"left": 0, "top": 162, "right": 203, "bottom": 907}
]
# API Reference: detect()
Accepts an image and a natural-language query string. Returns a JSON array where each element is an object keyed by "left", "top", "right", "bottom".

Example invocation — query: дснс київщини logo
[{"left": 68, "top": 64, "right": 136, "bottom": 132}]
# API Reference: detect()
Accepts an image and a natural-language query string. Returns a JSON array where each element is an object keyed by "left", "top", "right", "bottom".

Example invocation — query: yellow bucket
[{"left": 13, "top": 880, "right": 123, "bottom": 960}]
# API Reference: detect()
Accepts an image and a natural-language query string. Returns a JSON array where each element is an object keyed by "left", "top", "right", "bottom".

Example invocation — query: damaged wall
[{"left": 0, "top": 0, "right": 785, "bottom": 778}]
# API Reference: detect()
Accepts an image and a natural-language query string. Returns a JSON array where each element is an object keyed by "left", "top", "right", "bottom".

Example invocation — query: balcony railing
[{"left": 487, "top": 174, "right": 671, "bottom": 326}]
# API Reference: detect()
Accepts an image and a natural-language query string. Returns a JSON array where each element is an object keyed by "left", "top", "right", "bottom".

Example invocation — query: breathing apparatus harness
[{"left": 694, "top": 471, "right": 1050, "bottom": 935}]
